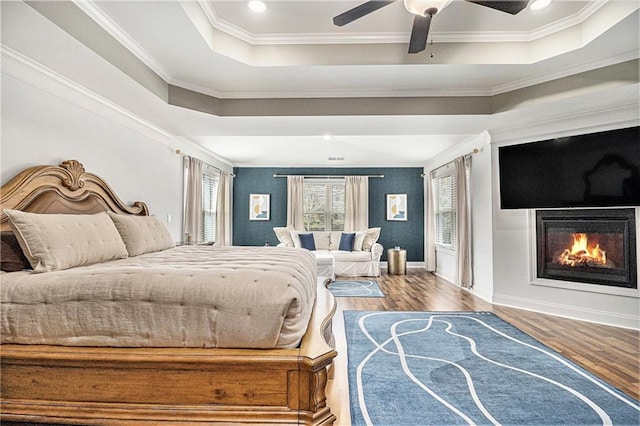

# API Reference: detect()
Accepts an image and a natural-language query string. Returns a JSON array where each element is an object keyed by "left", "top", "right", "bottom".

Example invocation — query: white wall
[
  {"left": 2, "top": 74, "right": 179, "bottom": 238},
  {"left": 488, "top": 84, "right": 640, "bottom": 329},
  {"left": 1, "top": 1, "right": 231, "bottom": 242}
]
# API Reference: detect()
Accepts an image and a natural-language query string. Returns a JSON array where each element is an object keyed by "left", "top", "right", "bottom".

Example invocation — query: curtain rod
[
  {"left": 272, "top": 174, "right": 384, "bottom": 178},
  {"left": 176, "top": 149, "right": 235, "bottom": 177},
  {"left": 421, "top": 148, "right": 480, "bottom": 177}
]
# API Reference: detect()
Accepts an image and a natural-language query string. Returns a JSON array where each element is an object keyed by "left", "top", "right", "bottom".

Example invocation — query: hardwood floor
[{"left": 325, "top": 269, "right": 640, "bottom": 425}]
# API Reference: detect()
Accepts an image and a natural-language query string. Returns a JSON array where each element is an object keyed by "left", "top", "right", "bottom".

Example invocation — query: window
[
  {"left": 433, "top": 170, "right": 457, "bottom": 248},
  {"left": 201, "top": 172, "right": 219, "bottom": 243},
  {"left": 303, "top": 180, "right": 345, "bottom": 231}
]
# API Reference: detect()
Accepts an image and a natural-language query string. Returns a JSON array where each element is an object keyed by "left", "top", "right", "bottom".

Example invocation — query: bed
[{"left": 0, "top": 160, "right": 337, "bottom": 425}]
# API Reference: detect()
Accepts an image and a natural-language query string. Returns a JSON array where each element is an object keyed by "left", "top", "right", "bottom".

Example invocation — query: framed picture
[
  {"left": 386, "top": 194, "right": 407, "bottom": 221},
  {"left": 249, "top": 194, "right": 270, "bottom": 221}
]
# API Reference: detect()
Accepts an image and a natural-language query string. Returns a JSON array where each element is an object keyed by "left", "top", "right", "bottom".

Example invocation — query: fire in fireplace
[
  {"left": 555, "top": 233, "right": 614, "bottom": 268},
  {"left": 536, "top": 209, "right": 637, "bottom": 289}
]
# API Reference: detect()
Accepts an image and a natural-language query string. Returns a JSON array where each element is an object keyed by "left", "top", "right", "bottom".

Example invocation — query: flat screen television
[{"left": 498, "top": 126, "right": 640, "bottom": 209}]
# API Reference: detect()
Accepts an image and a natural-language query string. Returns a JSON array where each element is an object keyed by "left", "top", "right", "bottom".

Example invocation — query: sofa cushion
[
  {"left": 362, "top": 227, "right": 381, "bottom": 251},
  {"left": 324, "top": 232, "right": 337, "bottom": 250},
  {"left": 353, "top": 231, "right": 367, "bottom": 251},
  {"left": 314, "top": 250, "right": 334, "bottom": 265},
  {"left": 312, "top": 232, "right": 331, "bottom": 250},
  {"left": 298, "top": 233, "right": 316, "bottom": 250},
  {"left": 338, "top": 232, "right": 355, "bottom": 251},
  {"left": 273, "top": 226, "right": 295, "bottom": 247},
  {"left": 331, "top": 250, "right": 372, "bottom": 262}
]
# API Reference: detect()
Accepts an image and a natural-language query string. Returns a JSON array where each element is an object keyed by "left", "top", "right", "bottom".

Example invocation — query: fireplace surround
[{"left": 535, "top": 209, "right": 637, "bottom": 290}]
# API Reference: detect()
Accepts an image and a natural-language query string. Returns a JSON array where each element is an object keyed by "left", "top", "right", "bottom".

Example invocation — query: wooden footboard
[{"left": 0, "top": 282, "right": 337, "bottom": 425}]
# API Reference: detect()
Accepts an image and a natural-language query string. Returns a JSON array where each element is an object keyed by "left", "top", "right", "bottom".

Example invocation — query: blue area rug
[
  {"left": 344, "top": 311, "right": 640, "bottom": 425},
  {"left": 327, "top": 280, "right": 384, "bottom": 298}
]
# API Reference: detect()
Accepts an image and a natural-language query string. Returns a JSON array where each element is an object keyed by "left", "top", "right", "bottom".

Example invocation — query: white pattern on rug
[{"left": 327, "top": 280, "right": 384, "bottom": 297}]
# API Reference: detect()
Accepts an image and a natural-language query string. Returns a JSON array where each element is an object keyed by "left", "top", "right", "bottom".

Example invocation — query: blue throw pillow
[
  {"left": 298, "top": 233, "right": 316, "bottom": 251},
  {"left": 338, "top": 232, "right": 355, "bottom": 251}
]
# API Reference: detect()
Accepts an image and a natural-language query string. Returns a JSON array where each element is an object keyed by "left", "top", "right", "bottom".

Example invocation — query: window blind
[
  {"left": 434, "top": 172, "right": 457, "bottom": 247},
  {"left": 202, "top": 172, "right": 219, "bottom": 243}
]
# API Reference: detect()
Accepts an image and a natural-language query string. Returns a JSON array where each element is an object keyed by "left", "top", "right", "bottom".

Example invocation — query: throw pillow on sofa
[
  {"left": 338, "top": 232, "right": 355, "bottom": 251},
  {"left": 273, "top": 226, "right": 295, "bottom": 247},
  {"left": 353, "top": 231, "right": 366, "bottom": 251},
  {"left": 362, "top": 227, "right": 381, "bottom": 251},
  {"left": 298, "top": 233, "right": 316, "bottom": 251}
]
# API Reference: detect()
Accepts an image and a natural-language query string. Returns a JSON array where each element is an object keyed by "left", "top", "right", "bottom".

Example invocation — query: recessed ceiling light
[
  {"left": 323, "top": 134, "right": 332, "bottom": 141},
  {"left": 529, "top": 0, "right": 551, "bottom": 11},
  {"left": 248, "top": 1, "right": 266, "bottom": 13}
]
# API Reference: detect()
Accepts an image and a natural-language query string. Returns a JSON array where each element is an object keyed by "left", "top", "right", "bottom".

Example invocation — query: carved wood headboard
[{"left": 0, "top": 160, "right": 149, "bottom": 232}]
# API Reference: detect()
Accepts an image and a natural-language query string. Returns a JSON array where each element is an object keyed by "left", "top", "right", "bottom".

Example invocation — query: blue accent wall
[{"left": 233, "top": 167, "right": 424, "bottom": 261}]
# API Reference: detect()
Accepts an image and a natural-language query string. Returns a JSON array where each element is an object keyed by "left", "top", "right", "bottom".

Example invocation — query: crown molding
[
  {"left": 491, "top": 49, "right": 640, "bottom": 95},
  {"left": 198, "top": 0, "right": 606, "bottom": 46},
  {"left": 1, "top": 44, "right": 172, "bottom": 141},
  {"left": 72, "top": 0, "right": 172, "bottom": 82},
  {"left": 489, "top": 92, "right": 640, "bottom": 144},
  {"left": 171, "top": 76, "right": 492, "bottom": 99}
]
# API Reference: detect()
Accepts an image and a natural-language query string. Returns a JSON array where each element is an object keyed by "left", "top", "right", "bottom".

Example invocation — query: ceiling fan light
[
  {"left": 529, "top": 0, "right": 551, "bottom": 11},
  {"left": 404, "top": 0, "right": 451, "bottom": 16}
]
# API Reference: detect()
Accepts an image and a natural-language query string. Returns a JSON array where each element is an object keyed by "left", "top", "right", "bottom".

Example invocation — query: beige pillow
[
  {"left": 273, "top": 226, "right": 295, "bottom": 247},
  {"left": 353, "top": 231, "right": 367, "bottom": 252},
  {"left": 313, "top": 232, "right": 331, "bottom": 250},
  {"left": 362, "top": 227, "right": 381, "bottom": 251},
  {"left": 289, "top": 231, "right": 302, "bottom": 248},
  {"left": 108, "top": 212, "right": 175, "bottom": 256},
  {"left": 329, "top": 231, "right": 342, "bottom": 250},
  {"left": 4, "top": 209, "right": 128, "bottom": 273}
]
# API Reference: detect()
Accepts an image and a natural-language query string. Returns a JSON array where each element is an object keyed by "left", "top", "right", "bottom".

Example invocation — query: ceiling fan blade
[
  {"left": 408, "top": 13, "right": 432, "bottom": 54},
  {"left": 465, "top": 0, "right": 529, "bottom": 15},
  {"left": 333, "top": 0, "right": 397, "bottom": 27}
]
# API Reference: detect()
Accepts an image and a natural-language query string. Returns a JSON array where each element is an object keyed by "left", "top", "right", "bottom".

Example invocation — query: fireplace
[{"left": 536, "top": 209, "right": 637, "bottom": 289}]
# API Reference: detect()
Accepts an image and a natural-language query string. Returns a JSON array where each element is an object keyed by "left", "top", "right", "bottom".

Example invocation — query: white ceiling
[{"left": 69, "top": 1, "right": 640, "bottom": 166}]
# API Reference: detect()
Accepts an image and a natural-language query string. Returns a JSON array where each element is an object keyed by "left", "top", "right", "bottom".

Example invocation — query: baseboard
[
  {"left": 466, "top": 287, "right": 493, "bottom": 303},
  {"left": 381, "top": 261, "right": 425, "bottom": 269},
  {"left": 492, "top": 293, "right": 639, "bottom": 330}
]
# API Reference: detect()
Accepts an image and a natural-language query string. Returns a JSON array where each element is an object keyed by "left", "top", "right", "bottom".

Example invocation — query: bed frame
[{"left": 0, "top": 160, "right": 337, "bottom": 425}]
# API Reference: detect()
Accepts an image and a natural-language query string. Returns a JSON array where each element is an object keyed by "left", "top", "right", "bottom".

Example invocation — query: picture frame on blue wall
[
  {"left": 386, "top": 194, "right": 407, "bottom": 221},
  {"left": 249, "top": 194, "right": 270, "bottom": 221}
]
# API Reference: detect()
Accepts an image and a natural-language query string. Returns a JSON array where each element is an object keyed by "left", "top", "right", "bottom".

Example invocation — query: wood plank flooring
[{"left": 325, "top": 269, "right": 640, "bottom": 425}]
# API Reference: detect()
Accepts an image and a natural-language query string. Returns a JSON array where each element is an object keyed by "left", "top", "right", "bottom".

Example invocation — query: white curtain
[
  {"left": 425, "top": 171, "right": 436, "bottom": 272},
  {"left": 215, "top": 170, "right": 233, "bottom": 246},
  {"left": 287, "top": 176, "right": 305, "bottom": 230},
  {"left": 182, "top": 156, "right": 203, "bottom": 244},
  {"left": 344, "top": 176, "right": 369, "bottom": 231},
  {"left": 456, "top": 155, "right": 473, "bottom": 288}
]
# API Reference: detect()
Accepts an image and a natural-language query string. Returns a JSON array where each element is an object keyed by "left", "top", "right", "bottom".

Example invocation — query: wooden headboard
[{"left": 0, "top": 160, "right": 148, "bottom": 232}]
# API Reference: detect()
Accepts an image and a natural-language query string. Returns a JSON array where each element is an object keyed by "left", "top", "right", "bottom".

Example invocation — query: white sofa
[{"left": 273, "top": 227, "right": 383, "bottom": 278}]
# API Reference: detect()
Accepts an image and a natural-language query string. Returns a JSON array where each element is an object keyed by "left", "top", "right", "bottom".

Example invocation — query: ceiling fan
[{"left": 333, "top": 0, "right": 530, "bottom": 54}]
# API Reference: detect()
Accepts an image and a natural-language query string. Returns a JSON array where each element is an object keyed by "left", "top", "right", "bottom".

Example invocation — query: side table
[{"left": 387, "top": 248, "right": 407, "bottom": 275}]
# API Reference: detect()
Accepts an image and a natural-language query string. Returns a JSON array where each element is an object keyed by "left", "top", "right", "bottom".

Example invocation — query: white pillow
[
  {"left": 313, "top": 232, "right": 331, "bottom": 250},
  {"left": 353, "top": 231, "right": 367, "bottom": 252},
  {"left": 273, "top": 226, "right": 295, "bottom": 247},
  {"left": 108, "top": 212, "right": 175, "bottom": 256},
  {"left": 289, "top": 231, "right": 302, "bottom": 248},
  {"left": 4, "top": 209, "right": 128, "bottom": 273},
  {"left": 362, "top": 227, "right": 381, "bottom": 251}
]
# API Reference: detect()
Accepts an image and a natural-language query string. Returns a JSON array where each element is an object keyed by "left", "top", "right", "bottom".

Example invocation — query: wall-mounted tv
[{"left": 498, "top": 126, "right": 640, "bottom": 209}]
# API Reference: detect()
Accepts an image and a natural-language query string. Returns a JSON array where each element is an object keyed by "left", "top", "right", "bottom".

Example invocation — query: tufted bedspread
[{"left": 1, "top": 245, "right": 317, "bottom": 349}]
